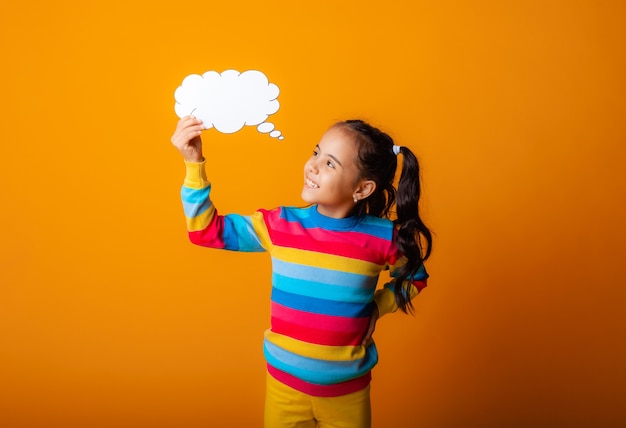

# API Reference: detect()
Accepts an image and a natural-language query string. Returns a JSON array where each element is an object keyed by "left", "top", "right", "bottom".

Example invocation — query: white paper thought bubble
[{"left": 174, "top": 70, "right": 284, "bottom": 139}]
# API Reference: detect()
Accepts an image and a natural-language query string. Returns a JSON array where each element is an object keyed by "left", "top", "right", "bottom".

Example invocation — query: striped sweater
[{"left": 181, "top": 160, "right": 428, "bottom": 397}]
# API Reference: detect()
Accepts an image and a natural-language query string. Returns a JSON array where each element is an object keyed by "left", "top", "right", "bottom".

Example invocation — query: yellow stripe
[
  {"left": 185, "top": 205, "right": 215, "bottom": 232},
  {"left": 271, "top": 246, "right": 383, "bottom": 276},
  {"left": 264, "top": 330, "right": 366, "bottom": 361},
  {"left": 250, "top": 211, "right": 273, "bottom": 250}
]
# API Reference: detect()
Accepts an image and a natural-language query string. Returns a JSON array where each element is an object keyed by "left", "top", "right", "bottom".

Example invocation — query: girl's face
[{"left": 301, "top": 126, "right": 370, "bottom": 218}]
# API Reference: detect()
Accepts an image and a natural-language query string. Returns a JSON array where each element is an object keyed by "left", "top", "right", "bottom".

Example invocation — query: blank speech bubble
[{"left": 174, "top": 70, "right": 284, "bottom": 139}]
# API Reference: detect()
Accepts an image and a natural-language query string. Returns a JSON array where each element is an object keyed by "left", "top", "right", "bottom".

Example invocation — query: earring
[{"left": 353, "top": 195, "right": 358, "bottom": 204}]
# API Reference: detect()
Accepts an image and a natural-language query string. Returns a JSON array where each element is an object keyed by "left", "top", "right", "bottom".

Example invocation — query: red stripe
[
  {"left": 273, "top": 229, "right": 394, "bottom": 263},
  {"left": 188, "top": 215, "right": 226, "bottom": 248},
  {"left": 270, "top": 317, "right": 364, "bottom": 346},
  {"left": 267, "top": 364, "right": 371, "bottom": 397},
  {"left": 272, "top": 302, "right": 368, "bottom": 332},
  {"left": 414, "top": 278, "right": 428, "bottom": 292},
  {"left": 261, "top": 208, "right": 401, "bottom": 265},
  {"left": 272, "top": 223, "right": 390, "bottom": 251}
]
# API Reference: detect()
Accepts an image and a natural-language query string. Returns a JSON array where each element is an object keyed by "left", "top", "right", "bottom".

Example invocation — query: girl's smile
[
  {"left": 305, "top": 177, "right": 319, "bottom": 189},
  {"left": 301, "top": 126, "right": 374, "bottom": 219}
]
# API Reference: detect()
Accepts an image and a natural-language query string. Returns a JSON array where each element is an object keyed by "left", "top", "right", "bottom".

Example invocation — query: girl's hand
[
  {"left": 361, "top": 304, "right": 380, "bottom": 346},
  {"left": 171, "top": 116, "right": 205, "bottom": 162}
]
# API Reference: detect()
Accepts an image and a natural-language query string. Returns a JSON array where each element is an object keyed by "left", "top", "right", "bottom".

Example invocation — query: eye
[
  {"left": 312, "top": 150, "right": 319, "bottom": 157},
  {"left": 326, "top": 160, "right": 335, "bottom": 169}
]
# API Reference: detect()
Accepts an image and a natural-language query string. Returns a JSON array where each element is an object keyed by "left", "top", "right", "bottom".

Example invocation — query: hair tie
[{"left": 392, "top": 145, "right": 402, "bottom": 155}]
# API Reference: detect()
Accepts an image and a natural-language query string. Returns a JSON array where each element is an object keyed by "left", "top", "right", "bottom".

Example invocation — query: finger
[
  {"left": 183, "top": 115, "right": 204, "bottom": 127},
  {"left": 175, "top": 116, "right": 202, "bottom": 134},
  {"left": 172, "top": 122, "right": 204, "bottom": 144},
  {"left": 179, "top": 117, "right": 202, "bottom": 131}
]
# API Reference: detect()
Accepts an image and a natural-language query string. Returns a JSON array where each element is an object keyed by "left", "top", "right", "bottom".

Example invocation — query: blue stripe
[
  {"left": 357, "top": 216, "right": 396, "bottom": 239},
  {"left": 181, "top": 186, "right": 212, "bottom": 217},
  {"left": 272, "top": 272, "right": 375, "bottom": 304},
  {"left": 271, "top": 288, "right": 373, "bottom": 318},
  {"left": 181, "top": 184, "right": 211, "bottom": 202},
  {"left": 390, "top": 263, "right": 429, "bottom": 281},
  {"left": 222, "top": 214, "right": 265, "bottom": 252},
  {"left": 280, "top": 206, "right": 393, "bottom": 239},
  {"left": 181, "top": 185, "right": 211, "bottom": 204},
  {"left": 280, "top": 206, "right": 312, "bottom": 221},
  {"left": 263, "top": 340, "right": 378, "bottom": 385},
  {"left": 273, "top": 259, "right": 377, "bottom": 289}
]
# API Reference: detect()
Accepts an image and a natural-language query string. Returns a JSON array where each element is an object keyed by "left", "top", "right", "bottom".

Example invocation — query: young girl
[{"left": 171, "top": 116, "right": 432, "bottom": 428}]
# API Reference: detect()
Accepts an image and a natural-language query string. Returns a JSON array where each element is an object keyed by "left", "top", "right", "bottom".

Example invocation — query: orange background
[{"left": 1, "top": 1, "right": 625, "bottom": 427}]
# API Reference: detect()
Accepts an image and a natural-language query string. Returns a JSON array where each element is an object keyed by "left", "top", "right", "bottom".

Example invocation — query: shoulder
[
  {"left": 257, "top": 205, "right": 310, "bottom": 219},
  {"left": 359, "top": 215, "right": 394, "bottom": 228},
  {"left": 256, "top": 205, "right": 313, "bottom": 228},
  {"left": 355, "top": 215, "right": 395, "bottom": 239}
]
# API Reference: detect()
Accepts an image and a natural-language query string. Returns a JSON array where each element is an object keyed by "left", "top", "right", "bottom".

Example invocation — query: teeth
[{"left": 306, "top": 178, "right": 319, "bottom": 189}]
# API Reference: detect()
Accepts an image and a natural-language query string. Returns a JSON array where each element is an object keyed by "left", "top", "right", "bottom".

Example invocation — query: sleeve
[
  {"left": 181, "top": 160, "right": 269, "bottom": 252},
  {"left": 373, "top": 256, "right": 429, "bottom": 318}
]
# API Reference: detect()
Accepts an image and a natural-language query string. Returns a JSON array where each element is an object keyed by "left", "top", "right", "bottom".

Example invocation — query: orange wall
[{"left": 1, "top": 1, "right": 625, "bottom": 427}]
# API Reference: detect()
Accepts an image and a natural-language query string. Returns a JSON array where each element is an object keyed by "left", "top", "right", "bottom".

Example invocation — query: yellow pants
[{"left": 264, "top": 373, "right": 371, "bottom": 428}]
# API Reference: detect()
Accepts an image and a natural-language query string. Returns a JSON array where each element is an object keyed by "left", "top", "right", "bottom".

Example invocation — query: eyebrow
[{"left": 316, "top": 144, "right": 343, "bottom": 167}]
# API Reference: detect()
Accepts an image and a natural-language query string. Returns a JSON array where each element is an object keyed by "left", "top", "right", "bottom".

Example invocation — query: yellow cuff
[
  {"left": 183, "top": 159, "right": 209, "bottom": 189},
  {"left": 373, "top": 287, "right": 398, "bottom": 317}
]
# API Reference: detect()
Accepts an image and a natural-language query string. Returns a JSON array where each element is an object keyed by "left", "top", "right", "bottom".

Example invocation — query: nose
[{"left": 306, "top": 157, "right": 319, "bottom": 173}]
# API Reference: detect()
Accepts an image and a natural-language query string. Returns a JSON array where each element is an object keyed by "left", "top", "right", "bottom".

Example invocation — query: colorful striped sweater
[{"left": 181, "top": 160, "right": 428, "bottom": 397}]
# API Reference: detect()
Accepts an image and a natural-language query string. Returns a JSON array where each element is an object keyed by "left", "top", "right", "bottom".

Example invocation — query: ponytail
[
  {"left": 393, "top": 146, "right": 432, "bottom": 313},
  {"left": 335, "top": 120, "right": 433, "bottom": 313}
]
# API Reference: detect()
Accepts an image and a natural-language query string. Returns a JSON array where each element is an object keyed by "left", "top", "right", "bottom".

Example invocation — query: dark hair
[{"left": 335, "top": 119, "right": 433, "bottom": 313}]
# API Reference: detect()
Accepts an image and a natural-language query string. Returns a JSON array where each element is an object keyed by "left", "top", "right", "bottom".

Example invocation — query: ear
[{"left": 354, "top": 179, "right": 376, "bottom": 201}]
